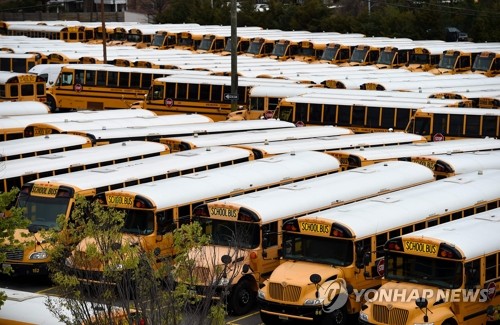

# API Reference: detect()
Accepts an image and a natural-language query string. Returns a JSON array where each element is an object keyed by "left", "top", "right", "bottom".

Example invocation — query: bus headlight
[
  {"left": 304, "top": 298, "right": 324, "bottom": 306},
  {"left": 257, "top": 289, "right": 265, "bottom": 299},
  {"left": 359, "top": 311, "right": 369, "bottom": 322},
  {"left": 29, "top": 251, "right": 48, "bottom": 260}
]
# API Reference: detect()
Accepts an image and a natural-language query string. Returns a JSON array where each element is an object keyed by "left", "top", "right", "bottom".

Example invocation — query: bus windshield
[
  {"left": 16, "top": 194, "right": 69, "bottom": 231},
  {"left": 472, "top": 56, "right": 492, "bottom": 71},
  {"left": 409, "top": 53, "right": 429, "bottom": 64},
  {"left": 196, "top": 217, "right": 260, "bottom": 249},
  {"left": 282, "top": 233, "right": 353, "bottom": 266},
  {"left": 321, "top": 47, "right": 338, "bottom": 61},
  {"left": 247, "top": 41, "right": 262, "bottom": 55},
  {"left": 385, "top": 252, "right": 463, "bottom": 289},
  {"left": 198, "top": 38, "right": 213, "bottom": 51},
  {"left": 439, "top": 54, "right": 459, "bottom": 69},
  {"left": 121, "top": 209, "right": 154, "bottom": 235},
  {"left": 151, "top": 34, "right": 165, "bottom": 47},
  {"left": 272, "top": 43, "right": 287, "bottom": 57},
  {"left": 378, "top": 51, "right": 395, "bottom": 65},
  {"left": 350, "top": 48, "right": 368, "bottom": 63}
]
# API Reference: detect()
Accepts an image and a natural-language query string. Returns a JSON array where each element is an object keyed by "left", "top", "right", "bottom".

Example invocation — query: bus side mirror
[
  {"left": 415, "top": 297, "right": 430, "bottom": 322},
  {"left": 416, "top": 297, "right": 428, "bottom": 309},
  {"left": 355, "top": 245, "right": 370, "bottom": 269},
  {"left": 466, "top": 266, "right": 479, "bottom": 289}
]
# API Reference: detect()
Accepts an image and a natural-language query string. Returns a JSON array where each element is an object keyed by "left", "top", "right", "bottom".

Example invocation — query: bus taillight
[{"left": 193, "top": 205, "right": 209, "bottom": 217}]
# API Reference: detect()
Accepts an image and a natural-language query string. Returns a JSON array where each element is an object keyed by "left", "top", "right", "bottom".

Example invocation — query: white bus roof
[
  {"left": 0, "top": 101, "right": 50, "bottom": 116},
  {"left": 72, "top": 119, "right": 296, "bottom": 141},
  {"left": 161, "top": 126, "right": 353, "bottom": 148},
  {"left": 415, "top": 107, "right": 500, "bottom": 116},
  {"left": 203, "top": 161, "right": 434, "bottom": 223},
  {"left": 2, "top": 141, "right": 167, "bottom": 179},
  {"left": 0, "top": 109, "right": 156, "bottom": 130},
  {"left": 411, "top": 151, "right": 500, "bottom": 175},
  {"left": 300, "top": 169, "right": 500, "bottom": 240},
  {"left": 0, "top": 134, "right": 90, "bottom": 158},
  {"left": 235, "top": 132, "right": 427, "bottom": 156},
  {"left": 29, "top": 146, "right": 252, "bottom": 190},
  {"left": 401, "top": 207, "right": 500, "bottom": 259},
  {"left": 26, "top": 114, "right": 214, "bottom": 133},
  {"left": 0, "top": 288, "right": 71, "bottom": 324},
  {"left": 280, "top": 96, "right": 451, "bottom": 109},
  {"left": 329, "top": 138, "right": 500, "bottom": 161},
  {"left": 103, "top": 151, "right": 341, "bottom": 209}
]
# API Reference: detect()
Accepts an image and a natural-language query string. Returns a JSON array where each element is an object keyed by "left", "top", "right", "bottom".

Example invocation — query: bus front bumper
[
  {"left": 2, "top": 261, "right": 49, "bottom": 276},
  {"left": 257, "top": 296, "right": 323, "bottom": 322}
]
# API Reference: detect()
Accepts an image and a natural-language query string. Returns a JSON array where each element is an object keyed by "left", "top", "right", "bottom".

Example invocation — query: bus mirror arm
[
  {"left": 415, "top": 297, "right": 433, "bottom": 322},
  {"left": 309, "top": 274, "right": 322, "bottom": 298}
]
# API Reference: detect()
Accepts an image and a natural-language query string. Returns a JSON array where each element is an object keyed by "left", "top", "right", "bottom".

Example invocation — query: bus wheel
[
  {"left": 46, "top": 96, "right": 57, "bottom": 113},
  {"left": 260, "top": 311, "right": 281, "bottom": 324},
  {"left": 322, "top": 306, "right": 347, "bottom": 325},
  {"left": 442, "top": 320, "right": 457, "bottom": 325},
  {"left": 228, "top": 279, "right": 256, "bottom": 316}
]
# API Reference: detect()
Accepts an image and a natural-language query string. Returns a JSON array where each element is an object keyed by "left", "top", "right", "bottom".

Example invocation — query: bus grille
[
  {"left": 373, "top": 304, "right": 409, "bottom": 325},
  {"left": 268, "top": 282, "right": 301, "bottom": 302},
  {"left": 5, "top": 249, "right": 23, "bottom": 260}
]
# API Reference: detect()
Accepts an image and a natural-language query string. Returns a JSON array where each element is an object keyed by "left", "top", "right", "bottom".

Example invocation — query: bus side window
[
  {"left": 465, "top": 260, "right": 480, "bottom": 289},
  {"left": 150, "top": 85, "right": 163, "bottom": 100},
  {"left": 262, "top": 222, "right": 278, "bottom": 248},
  {"left": 157, "top": 210, "right": 175, "bottom": 235},
  {"left": 61, "top": 72, "right": 73, "bottom": 86},
  {"left": 10, "top": 84, "right": 18, "bottom": 97}
]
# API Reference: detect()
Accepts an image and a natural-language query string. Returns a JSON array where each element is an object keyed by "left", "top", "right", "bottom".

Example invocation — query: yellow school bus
[
  {"left": 470, "top": 51, "right": 500, "bottom": 77},
  {"left": 8, "top": 147, "right": 252, "bottom": 277},
  {"left": 259, "top": 170, "right": 500, "bottom": 324},
  {"left": 360, "top": 207, "right": 500, "bottom": 325},
  {"left": 406, "top": 107, "right": 500, "bottom": 141},
  {"left": 429, "top": 49, "right": 478, "bottom": 75},
  {"left": 180, "top": 161, "right": 436, "bottom": 316},
  {"left": 65, "top": 151, "right": 342, "bottom": 286},
  {"left": 0, "top": 71, "right": 46, "bottom": 103}
]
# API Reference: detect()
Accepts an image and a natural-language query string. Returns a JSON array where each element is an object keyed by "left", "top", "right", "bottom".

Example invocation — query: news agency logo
[
  {"left": 320, "top": 279, "right": 496, "bottom": 313},
  {"left": 322, "top": 278, "right": 349, "bottom": 313},
  {"left": 355, "top": 287, "right": 493, "bottom": 304}
]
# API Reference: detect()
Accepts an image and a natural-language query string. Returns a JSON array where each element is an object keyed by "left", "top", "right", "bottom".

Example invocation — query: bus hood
[
  {"left": 189, "top": 245, "right": 246, "bottom": 268},
  {"left": 67, "top": 235, "right": 142, "bottom": 271},
  {"left": 268, "top": 260, "right": 342, "bottom": 286},
  {"left": 2, "top": 228, "right": 52, "bottom": 254},
  {"left": 361, "top": 282, "right": 460, "bottom": 324},
  {"left": 369, "top": 281, "right": 451, "bottom": 307},
  {"left": 183, "top": 245, "right": 248, "bottom": 286}
]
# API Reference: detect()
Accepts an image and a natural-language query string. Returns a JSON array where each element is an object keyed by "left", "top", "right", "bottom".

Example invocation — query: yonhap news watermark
[{"left": 322, "top": 279, "right": 496, "bottom": 313}]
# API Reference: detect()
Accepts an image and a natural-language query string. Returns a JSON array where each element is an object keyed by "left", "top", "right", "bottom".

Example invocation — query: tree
[
  {"left": 46, "top": 196, "right": 229, "bottom": 325},
  {"left": 0, "top": 188, "right": 29, "bottom": 307}
]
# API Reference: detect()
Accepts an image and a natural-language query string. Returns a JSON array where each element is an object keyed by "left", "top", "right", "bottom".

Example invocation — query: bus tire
[
  {"left": 260, "top": 311, "right": 281, "bottom": 324},
  {"left": 228, "top": 279, "right": 256, "bottom": 316},
  {"left": 442, "top": 320, "right": 457, "bottom": 325},
  {"left": 322, "top": 306, "right": 348, "bottom": 325},
  {"left": 46, "top": 96, "right": 57, "bottom": 113}
]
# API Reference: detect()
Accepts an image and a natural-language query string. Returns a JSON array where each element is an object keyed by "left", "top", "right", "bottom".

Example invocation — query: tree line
[{"left": 158, "top": 0, "right": 500, "bottom": 42}]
